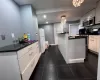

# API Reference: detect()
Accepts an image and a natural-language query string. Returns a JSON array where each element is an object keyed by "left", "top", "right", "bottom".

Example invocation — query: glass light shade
[{"left": 73, "top": 0, "right": 84, "bottom": 7}]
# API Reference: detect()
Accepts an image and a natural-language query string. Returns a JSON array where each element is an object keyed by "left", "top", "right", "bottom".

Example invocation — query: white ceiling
[{"left": 14, "top": 0, "right": 99, "bottom": 24}]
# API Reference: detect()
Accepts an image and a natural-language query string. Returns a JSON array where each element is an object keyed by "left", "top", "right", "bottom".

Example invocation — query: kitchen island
[
  {"left": 0, "top": 41, "right": 40, "bottom": 80},
  {"left": 58, "top": 34, "right": 86, "bottom": 64}
]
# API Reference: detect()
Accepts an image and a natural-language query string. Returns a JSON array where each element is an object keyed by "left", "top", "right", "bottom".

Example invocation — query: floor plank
[{"left": 30, "top": 46, "right": 97, "bottom": 80}]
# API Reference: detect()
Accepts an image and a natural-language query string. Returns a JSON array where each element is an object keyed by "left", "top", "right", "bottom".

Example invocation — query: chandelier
[
  {"left": 73, "top": 0, "right": 84, "bottom": 7},
  {"left": 61, "top": 15, "right": 66, "bottom": 23}
]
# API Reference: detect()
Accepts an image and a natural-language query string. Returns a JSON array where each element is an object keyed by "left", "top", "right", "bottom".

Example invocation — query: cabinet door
[
  {"left": 96, "top": 1, "right": 100, "bottom": 24},
  {"left": 88, "top": 39, "right": 92, "bottom": 50},
  {"left": 88, "top": 36, "right": 93, "bottom": 50},
  {"left": 88, "top": 36, "right": 96, "bottom": 52},
  {"left": 22, "top": 57, "right": 36, "bottom": 80},
  {"left": 92, "top": 38, "right": 97, "bottom": 52},
  {"left": 96, "top": 36, "right": 100, "bottom": 53}
]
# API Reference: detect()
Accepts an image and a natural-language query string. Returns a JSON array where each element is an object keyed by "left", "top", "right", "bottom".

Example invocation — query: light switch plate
[{"left": 11, "top": 33, "right": 15, "bottom": 38}]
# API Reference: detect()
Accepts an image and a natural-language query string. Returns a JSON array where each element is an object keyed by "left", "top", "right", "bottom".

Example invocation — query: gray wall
[
  {"left": 20, "top": 5, "right": 38, "bottom": 40},
  {"left": 39, "top": 24, "right": 55, "bottom": 44},
  {"left": 0, "top": 0, "right": 22, "bottom": 47},
  {"left": 0, "top": 1, "right": 39, "bottom": 47}
]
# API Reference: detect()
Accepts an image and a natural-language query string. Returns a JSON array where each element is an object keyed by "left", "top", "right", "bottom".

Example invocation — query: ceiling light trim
[
  {"left": 43, "top": 15, "right": 47, "bottom": 19},
  {"left": 36, "top": 8, "right": 73, "bottom": 14},
  {"left": 46, "top": 21, "right": 49, "bottom": 24}
]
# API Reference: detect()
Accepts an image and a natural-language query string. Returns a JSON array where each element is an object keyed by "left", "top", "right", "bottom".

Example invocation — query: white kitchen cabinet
[
  {"left": 93, "top": 38, "right": 97, "bottom": 52},
  {"left": 80, "top": 9, "right": 95, "bottom": 26},
  {"left": 96, "top": 1, "right": 100, "bottom": 24},
  {"left": 0, "top": 42, "right": 41, "bottom": 80},
  {"left": 88, "top": 36, "right": 96, "bottom": 52},
  {"left": 18, "top": 42, "right": 40, "bottom": 80},
  {"left": 88, "top": 37, "right": 93, "bottom": 51},
  {"left": 88, "top": 36, "right": 100, "bottom": 53},
  {"left": 22, "top": 54, "right": 40, "bottom": 80},
  {"left": 97, "top": 38, "right": 100, "bottom": 53}
]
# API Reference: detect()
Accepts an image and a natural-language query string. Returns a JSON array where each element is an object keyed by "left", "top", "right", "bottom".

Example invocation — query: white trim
[
  {"left": 68, "top": 58, "right": 85, "bottom": 63},
  {"left": 41, "top": 50, "right": 46, "bottom": 54},
  {"left": 50, "top": 44, "right": 57, "bottom": 46},
  {"left": 40, "top": 52, "right": 42, "bottom": 55},
  {"left": 36, "top": 8, "right": 72, "bottom": 14}
]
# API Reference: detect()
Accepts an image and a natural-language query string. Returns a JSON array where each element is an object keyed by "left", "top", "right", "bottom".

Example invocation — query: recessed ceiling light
[
  {"left": 43, "top": 15, "right": 47, "bottom": 19},
  {"left": 46, "top": 22, "right": 48, "bottom": 24}
]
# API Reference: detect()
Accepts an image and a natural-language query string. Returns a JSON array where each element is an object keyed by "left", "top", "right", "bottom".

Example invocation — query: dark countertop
[
  {"left": 0, "top": 41, "right": 38, "bottom": 53},
  {"left": 68, "top": 36, "right": 87, "bottom": 40}
]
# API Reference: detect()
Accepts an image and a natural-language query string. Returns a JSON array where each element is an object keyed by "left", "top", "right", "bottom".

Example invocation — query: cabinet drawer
[
  {"left": 32, "top": 42, "right": 38, "bottom": 50},
  {"left": 18, "top": 46, "right": 39, "bottom": 73},
  {"left": 18, "top": 50, "right": 37, "bottom": 73},
  {"left": 22, "top": 56, "right": 36, "bottom": 80},
  {"left": 17, "top": 45, "right": 33, "bottom": 58},
  {"left": 34, "top": 46, "right": 39, "bottom": 54},
  {"left": 35, "top": 54, "right": 41, "bottom": 65},
  {"left": 17, "top": 42, "right": 38, "bottom": 59},
  {"left": 19, "top": 50, "right": 37, "bottom": 72}
]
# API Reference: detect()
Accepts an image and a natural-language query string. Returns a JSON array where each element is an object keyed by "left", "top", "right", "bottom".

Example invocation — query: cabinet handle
[
  {"left": 28, "top": 47, "right": 32, "bottom": 51},
  {"left": 37, "top": 46, "right": 39, "bottom": 48},
  {"left": 91, "top": 40, "right": 94, "bottom": 41},
  {"left": 31, "top": 61, "right": 34, "bottom": 67},
  {"left": 29, "top": 52, "right": 33, "bottom": 56}
]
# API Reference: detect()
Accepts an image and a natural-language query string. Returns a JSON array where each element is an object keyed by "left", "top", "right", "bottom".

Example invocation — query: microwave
[
  {"left": 83, "top": 17, "right": 95, "bottom": 27},
  {"left": 83, "top": 21, "right": 89, "bottom": 27},
  {"left": 89, "top": 17, "right": 95, "bottom": 26}
]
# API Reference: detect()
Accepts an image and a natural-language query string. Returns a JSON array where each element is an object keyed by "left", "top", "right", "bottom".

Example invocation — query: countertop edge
[
  {"left": 0, "top": 41, "right": 38, "bottom": 53},
  {"left": 68, "top": 37, "right": 86, "bottom": 40}
]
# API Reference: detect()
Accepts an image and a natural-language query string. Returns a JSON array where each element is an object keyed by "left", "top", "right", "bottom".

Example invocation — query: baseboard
[
  {"left": 40, "top": 52, "right": 42, "bottom": 55},
  {"left": 88, "top": 49, "right": 98, "bottom": 57},
  {"left": 68, "top": 58, "right": 85, "bottom": 64},
  {"left": 40, "top": 50, "right": 45, "bottom": 54}
]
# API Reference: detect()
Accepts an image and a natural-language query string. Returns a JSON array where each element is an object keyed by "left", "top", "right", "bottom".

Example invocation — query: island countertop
[
  {"left": 0, "top": 41, "right": 38, "bottom": 53},
  {"left": 68, "top": 36, "right": 88, "bottom": 40}
]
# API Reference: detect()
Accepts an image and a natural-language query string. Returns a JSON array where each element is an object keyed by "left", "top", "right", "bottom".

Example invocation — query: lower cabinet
[
  {"left": 18, "top": 42, "right": 41, "bottom": 80},
  {"left": 88, "top": 36, "right": 100, "bottom": 54},
  {"left": 22, "top": 54, "right": 40, "bottom": 80},
  {"left": 0, "top": 42, "right": 41, "bottom": 80}
]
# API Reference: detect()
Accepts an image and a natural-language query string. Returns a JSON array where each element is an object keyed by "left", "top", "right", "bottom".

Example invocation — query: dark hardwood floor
[{"left": 29, "top": 46, "right": 97, "bottom": 80}]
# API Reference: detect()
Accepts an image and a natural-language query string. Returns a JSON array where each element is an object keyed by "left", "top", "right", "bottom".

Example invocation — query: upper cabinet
[
  {"left": 80, "top": 1, "right": 100, "bottom": 25},
  {"left": 80, "top": 9, "right": 96, "bottom": 26},
  {"left": 95, "top": 1, "right": 100, "bottom": 24}
]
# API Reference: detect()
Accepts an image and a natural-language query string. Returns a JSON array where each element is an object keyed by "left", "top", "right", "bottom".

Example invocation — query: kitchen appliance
[
  {"left": 91, "top": 28, "right": 99, "bottom": 35},
  {"left": 39, "top": 29, "right": 45, "bottom": 53},
  {"left": 83, "top": 21, "right": 89, "bottom": 27},
  {"left": 83, "top": 17, "right": 95, "bottom": 27},
  {"left": 89, "top": 17, "right": 95, "bottom": 26},
  {"left": 79, "top": 28, "right": 86, "bottom": 35},
  {"left": 85, "top": 29, "right": 91, "bottom": 35},
  {"left": 98, "top": 28, "right": 100, "bottom": 35}
]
